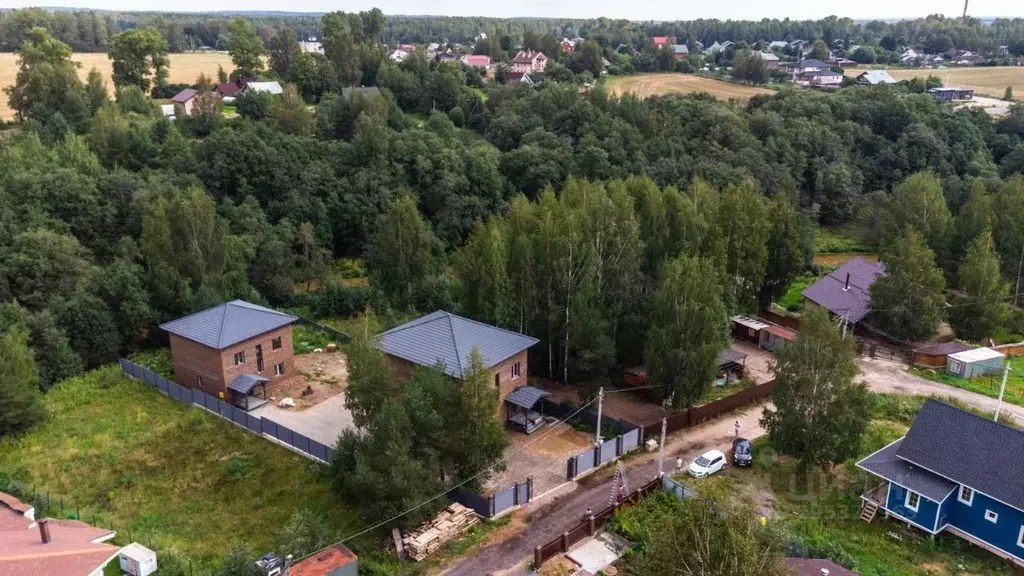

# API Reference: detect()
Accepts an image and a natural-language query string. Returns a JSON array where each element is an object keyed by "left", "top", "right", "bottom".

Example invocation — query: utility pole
[
  {"left": 656, "top": 417, "right": 668, "bottom": 477},
  {"left": 595, "top": 387, "right": 604, "bottom": 446},
  {"left": 963, "top": 0, "right": 969, "bottom": 19},
  {"left": 995, "top": 363, "right": 1010, "bottom": 422}
]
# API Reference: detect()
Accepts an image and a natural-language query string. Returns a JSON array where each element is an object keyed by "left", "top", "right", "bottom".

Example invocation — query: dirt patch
[
  {"left": 537, "top": 556, "right": 578, "bottom": 576},
  {"left": 264, "top": 352, "right": 347, "bottom": 411}
]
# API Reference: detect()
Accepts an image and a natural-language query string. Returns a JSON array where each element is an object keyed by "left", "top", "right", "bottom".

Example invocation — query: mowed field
[
  {"left": 0, "top": 51, "right": 234, "bottom": 120},
  {"left": 844, "top": 66, "right": 1024, "bottom": 99},
  {"left": 607, "top": 73, "right": 774, "bottom": 101}
]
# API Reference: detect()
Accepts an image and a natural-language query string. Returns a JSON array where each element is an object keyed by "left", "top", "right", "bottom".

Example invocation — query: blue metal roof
[
  {"left": 228, "top": 373, "right": 269, "bottom": 394},
  {"left": 160, "top": 300, "right": 297, "bottom": 350},
  {"left": 375, "top": 311, "right": 538, "bottom": 379},
  {"left": 505, "top": 386, "right": 551, "bottom": 409}
]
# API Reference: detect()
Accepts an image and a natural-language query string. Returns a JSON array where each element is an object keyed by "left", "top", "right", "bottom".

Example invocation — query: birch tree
[{"left": 994, "top": 176, "right": 1024, "bottom": 306}]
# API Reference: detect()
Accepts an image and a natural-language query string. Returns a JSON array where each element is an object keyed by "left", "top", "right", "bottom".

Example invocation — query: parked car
[
  {"left": 732, "top": 437, "right": 752, "bottom": 467},
  {"left": 688, "top": 449, "right": 727, "bottom": 478}
]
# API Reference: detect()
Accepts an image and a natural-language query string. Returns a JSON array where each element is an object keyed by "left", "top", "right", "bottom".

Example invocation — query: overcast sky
[{"left": 0, "top": 0, "right": 1020, "bottom": 21}]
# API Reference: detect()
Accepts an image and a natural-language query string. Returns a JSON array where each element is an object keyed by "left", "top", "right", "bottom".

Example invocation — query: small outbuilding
[
  {"left": 758, "top": 324, "right": 796, "bottom": 351},
  {"left": 119, "top": 543, "right": 158, "bottom": 576},
  {"left": 913, "top": 341, "right": 973, "bottom": 368},
  {"left": 947, "top": 347, "right": 1005, "bottom": 378},
  {"left": 504, "top": 386, "right": 551, "bottom": 434},
  {"left": 731, "top": 316, "right": 768, "bottom": 344}
]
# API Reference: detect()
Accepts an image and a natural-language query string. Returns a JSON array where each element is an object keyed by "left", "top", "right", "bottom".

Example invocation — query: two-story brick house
[
  {"left": 857, "top": 399, "right": 1024, "bottom": 568},
  {"left": 512, "top": 50, "right": 548, "bottom": 74},
  {"left": 374, "top": 311, "right": 540, "bottom": 426},
  {"left": 160, "top": 300, "right": 297, "bottom": 410}
]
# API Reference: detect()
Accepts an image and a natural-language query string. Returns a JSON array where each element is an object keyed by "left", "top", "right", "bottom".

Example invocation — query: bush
[{"left": 236, "top": 90, "right": 275, "bottom": 120}]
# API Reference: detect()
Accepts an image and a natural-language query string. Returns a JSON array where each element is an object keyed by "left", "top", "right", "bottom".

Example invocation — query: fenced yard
[
  {"left": 484, "top": 424, "right": 594, "bottom": 498},
  {"left": 912, "top": 354, "right": 1024, "bottom": 407}
]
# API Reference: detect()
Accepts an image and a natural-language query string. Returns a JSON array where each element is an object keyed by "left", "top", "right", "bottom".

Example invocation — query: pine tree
[
  {"left": 0, "top": 327, "right": 46, "bottom": 437},
  {"left": 949, "top": 231, "right": 1008, "bottom": 341},
  {"left": 761, "top": 305, "right": 870, "bottom": 470}
]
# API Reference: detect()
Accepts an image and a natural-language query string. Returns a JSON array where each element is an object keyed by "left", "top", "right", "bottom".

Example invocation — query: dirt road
[
  {"left": 442, "top": 403, "right": 767, "bottom": 576},
  {"left": 858, "top": 357, "right": 1024, "bottom": 422}
]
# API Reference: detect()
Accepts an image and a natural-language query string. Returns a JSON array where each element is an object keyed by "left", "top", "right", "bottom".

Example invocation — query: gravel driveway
[
  {"left": 253, "top": 392, "right": 354, "bottom": 448},
  {"left": 857, "top": 357, "right": 1024, "bottom": 423}
]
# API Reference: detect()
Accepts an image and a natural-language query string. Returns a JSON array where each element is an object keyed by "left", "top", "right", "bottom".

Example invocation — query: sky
[{"left": 0, "top": 0, "right": 1020, "bottom": 21}]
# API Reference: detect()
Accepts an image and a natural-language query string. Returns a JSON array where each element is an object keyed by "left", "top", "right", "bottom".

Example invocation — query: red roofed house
[
  {"left": 560, "top": 39, "right": 575, "bottom": 53},
  {"left": 512, "top": 50, "right": 547, "bottom": 73},
  {"left": 652, "top": 36, "right": 677, "bottom": 46},
  {"left": 0, "top": 491, "right": 120, "bottom": 576},
  {"left": 461, "top": 54, "right": 491, "bottom": 68},
  {"left": 289, "top": 543, "right": 358, "bottom": 576}
]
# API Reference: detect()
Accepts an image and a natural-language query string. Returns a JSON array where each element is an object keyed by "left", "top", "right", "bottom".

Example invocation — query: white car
[{"left": 688, "top": 449, "right": 727, "bottom": 478}]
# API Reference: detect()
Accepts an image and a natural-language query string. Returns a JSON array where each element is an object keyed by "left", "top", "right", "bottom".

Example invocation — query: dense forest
[{"left": 3, "top": 7, "right": 1024, "bottom": 54}]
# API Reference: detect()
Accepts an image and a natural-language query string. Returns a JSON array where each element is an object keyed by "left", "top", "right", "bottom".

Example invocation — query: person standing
[{"left": 734, "top": 420, "right": 741, "bottom": 438}]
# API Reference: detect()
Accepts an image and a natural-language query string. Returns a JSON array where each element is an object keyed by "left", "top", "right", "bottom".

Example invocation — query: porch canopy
[
  {"left": 857, "top": 438, "right": 955, "bottom": 502},
  {"left": 506, "top": 386, "right": 551, "bottom": 434},
  {"left": 229, "top": 374, "right": 269, "bottom": 411}
]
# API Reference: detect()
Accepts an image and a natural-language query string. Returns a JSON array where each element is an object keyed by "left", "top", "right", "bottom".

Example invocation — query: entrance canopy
[
  {"left": 505, "top": 386, "right": 551, "bottom": 409},
  {"left": 229, "top": 373, "right": 269, "bottom": 395}
]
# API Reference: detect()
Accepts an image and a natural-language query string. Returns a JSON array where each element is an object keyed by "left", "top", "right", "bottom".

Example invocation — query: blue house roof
[
  {"left": 160, "top": 300, "right": 297, "bottom": 350},
  {"left": 375, "top": 311, "right": 538, "bottom": 379}
]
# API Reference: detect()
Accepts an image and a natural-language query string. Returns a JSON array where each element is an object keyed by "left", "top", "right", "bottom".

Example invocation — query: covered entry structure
[
  {"left": 505, "top": 386, "right": 551, "bottom": 434},
  {"left": 229, "top": 374, "right": 269, "bottom": 411}
]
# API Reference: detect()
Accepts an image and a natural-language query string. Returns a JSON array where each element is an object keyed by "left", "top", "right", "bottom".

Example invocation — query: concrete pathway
[{"left": 252, "top": 391, "right": 354, "bottom": 448}]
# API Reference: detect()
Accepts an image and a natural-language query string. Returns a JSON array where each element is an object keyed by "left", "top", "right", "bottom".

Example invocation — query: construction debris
[{"left": 403, "top": 503, "right": 480, "bottom": 561}]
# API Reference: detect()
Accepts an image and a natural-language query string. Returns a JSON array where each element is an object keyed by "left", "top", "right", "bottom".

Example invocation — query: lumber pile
[{"left": 403, "top": 503, "right": 480, "bottom": 561}]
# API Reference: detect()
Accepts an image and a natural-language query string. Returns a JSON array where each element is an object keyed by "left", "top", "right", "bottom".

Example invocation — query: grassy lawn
[
  {"left": 678, "top": 416, "right": 1023, "bottom": 576},
  {"left": 777, "top": 273, "right": 816, "bottom": 312},
  {"left": 698, "top": 377, "right": 757, "bottom": 404},
  {"left": 912, "top": 356, "right": 1024, "bottom": 407},
  {"left": 0, "top": 365, "right": 362, "bottom": 573},
  {"left": 815, "top": 226, "right": 870, "bottom": 253}
]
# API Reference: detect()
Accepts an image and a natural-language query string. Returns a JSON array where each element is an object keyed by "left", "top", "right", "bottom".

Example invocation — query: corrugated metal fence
[
  {"left": 449, "top": 477, "right": 532, "bottom": 519},
  {"left": 565, "top": 426, "right": 643, "bottom": 480},
  {"left": 119, "top": 359, "right": 336, "bottom": 464}
]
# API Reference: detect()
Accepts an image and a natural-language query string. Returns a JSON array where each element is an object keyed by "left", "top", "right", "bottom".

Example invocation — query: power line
[{"left": 298, "top": 394, "right": 600, "bottom": 560}]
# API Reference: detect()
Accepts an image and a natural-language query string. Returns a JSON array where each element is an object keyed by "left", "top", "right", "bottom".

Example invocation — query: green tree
[
  {"left": 717, "top": 181, "right": 770, "bottom": 310},
  {"left": 808, "top": 39, "right": 830, "bottom": 60},
  {"left": 267, "top": 27, "right": 300, "bottom": 77},
  {"left": 4, "top": 27, "right": 87, "bottom": 127},
  {"left": 645, "top": 256, "right": 729, "bottom": 409},
  {"left": 273, "top": 83, "right": 314, "bottom": 136},
  {"left": 277, "top": 509, "right": 334, "bottom": 559},
  {"left": 454, "top": 219, "right": 512, "bottom": 327},
  {"left": 761, "top": 305, "right": 870, "bottom": 469},
  {"left": 365, "top": 195, "right": 445, "bottom": 309},
  {"left": 218, "top": 547, "right": 261, "bottom": 576},
  {"left": 0, "top": 327, "right": 45, "bottom": 438},
  {"left": 949, "top": 231, "right": 1008, "bottom": 341},
  {"left": 83, "top": 67, "right": 108, "bottom": 113},
  {"left": 108, "top": 27, "right": 169, "bottom": 93},
  {"left": 227, "top": 18, "right": 265, "bottom": 79},
  {"left": 993, "top": 176, "right": 1024, "bottom": 306},
  {"left": 732, "top": 49, "right": 768, "bottom": 84},
  {"left": 1005, "top": 86, "right": 1014, "bottom": 101},
  {"left": 26, "top": 310, "right": 82, "bottom": 390},
  {"left": 1, "top": 228, "right": 94, "bottom": 311},
  {"left": 321, "top": 12, "right": 363, "bottom": 86},
  {"left": 870, "top": 228, "right": 947, "bottom": 341},
  {"left": 759, "top": 197, "right": 808, "bottom": 309},
  {"left": 951, "top": 180, "right": 993, "bottom": 266},
  {"left": 874, "top": 171, "right": 951, "bottom": 256}
]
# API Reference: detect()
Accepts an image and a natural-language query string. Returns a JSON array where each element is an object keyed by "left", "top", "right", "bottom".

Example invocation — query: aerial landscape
[{"left": 1, "top": 1, "right": 1024, "bottom": 576}]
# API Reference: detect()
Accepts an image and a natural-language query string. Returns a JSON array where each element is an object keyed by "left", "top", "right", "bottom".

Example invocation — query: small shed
[
  {"left": 716, "top": 349, "right": 747, "bottom": 382},
  {"left": 505, "top": 386, "right": 551, "bottom": 434},
  {"left": 731, "top": 316, "right": 768, "bottom": 344},
  {"left": 758, "top": 324, "right": 796, "bottom": 351},
  {"left": 119, "top": 543, "right": 158, "bottom": 576},
  {"left": 913, "top": 341, "right": 973, "bottom": 368},
  {"left": 947, "top": 347, "right": 1005, "bottom": 378}
]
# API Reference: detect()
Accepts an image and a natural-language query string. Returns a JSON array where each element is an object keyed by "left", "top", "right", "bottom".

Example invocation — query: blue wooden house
[{"left": 857, "top": 400, "right": 1024, "bottom": 568}]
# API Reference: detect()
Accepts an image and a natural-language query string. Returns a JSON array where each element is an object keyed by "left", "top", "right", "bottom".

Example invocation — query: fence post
[
  {"left": 489, "top": 494, "right": 495, "bottom": 517},
  {"left": 616, "top": 434, "right": 623, "bottom": 457},
  {"left": 534, "top": 545, "right": 543, "bottom": 568},
  {"left": 527, "top": 476, "right": 533, "bottom": 502},
  {"left": 593, "top": 444, "right": 601, "bottom": 468},
  {"left": 513, "top": 481, "right": 519, "bottom": 506},
  {"left": 561, "top": 531, "right": 569, "bottom": 553}
]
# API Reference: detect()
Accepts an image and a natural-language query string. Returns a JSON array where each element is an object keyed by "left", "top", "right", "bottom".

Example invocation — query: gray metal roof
[
  {"left": 160, "top": 300, "right": 297, "bottom": 349},
  {"left": 716, "top": 348, "right": 747, "bottom": 367},
  {"left": 505, "top": 386, "right": 551, "bottom": 409},
  {"left": 801, "top": 257, "right": 886, "bottom": 323},
  {"left": 896, "top": 399, "right": 1024, "bottom": 511},
  {"left": 228, "top": 373, "right": 268, "bottom": 394},
  {"left": 857, "top": 70, "right": 897, "bottom": 85},
  {"left": 375, "top": 311, "right": 538, "bottom": 379},
  {"left": 857, "top": 438, "right": 956, "bottom": 502}
]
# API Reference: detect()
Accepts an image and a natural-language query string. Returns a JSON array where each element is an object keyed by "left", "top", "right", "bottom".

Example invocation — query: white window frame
[
  {"left": 1018, "top": 525, "right": 1024, "bottom": 549},
  {"left": 984, "top": 510, "right": 998, "bottom": 523},
  {"left": 905, "top": 491, "right": 920, "bottom": 512},
  {"left": 234, "top": 351, "right": 245, "bottom": 366},
  {"left": 274, "top": 362, "right": 284, "bottom": 376},
  {"left": 949, "top": 359, "right": 963, "bottom": 375},
  {"left": 958, "top": 485, "right": 974, "bottom": 506},
  {"left": 511, "top": 362, "right": 521, "bottom": 379}
]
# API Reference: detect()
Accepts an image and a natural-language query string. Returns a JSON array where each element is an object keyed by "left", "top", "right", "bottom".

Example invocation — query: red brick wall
[
  {"left": 168, "top": 325, "right": 295, "bottom": 398},
  {"left": 385, "top": 350, "right": 530, "bottom": 420}
]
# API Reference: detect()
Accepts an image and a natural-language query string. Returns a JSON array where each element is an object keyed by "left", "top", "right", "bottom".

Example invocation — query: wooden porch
[{"left": 859, "top": 484, "right": 887, "bottom": 523}]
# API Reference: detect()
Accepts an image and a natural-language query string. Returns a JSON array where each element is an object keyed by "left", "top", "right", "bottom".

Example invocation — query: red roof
[
  {"left": 513, "top": 50, "right": 546, "bottom": 64},
  {"left": 0, "top": 492, "right": 32, "bottom": 514},
  {"left": 652, "top": 36, "right": 671, "bottom": 45},
  {"left": 170, "top": 88, "right": 198, "bottom": 104},
  {"left": 462, "top": 55, "right": 491, "bottom": 67},
  {"left": 216, "top": 82, "right": 241, "bottom": 97},
  {"left": 763, "top": 324, "right": 796, "bottom": 341},
  {"left": 290, "top": 544, "right": 358, "bottom": 576},
  {"left": 0, "top": 519, "right": 119, "bottom": 576}
]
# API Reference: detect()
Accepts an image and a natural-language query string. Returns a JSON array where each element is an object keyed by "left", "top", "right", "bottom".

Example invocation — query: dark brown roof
[
  {"left": 914, "top": 341, "right": 972, "bottom": 357},
  {"left": 216, "top": 82, "right": 241, "bottom": 97},
  {"left": 170, "top": 88, "right": 198, "bottom": 103},
  {"left": 763, "top": 324, "right": 796, "bottom": 340},
  {"left": 786, "top": 558, "right": 858, "bottom": 576},
  {"left": 801, "top": 257, "right": 886, "bottom": 323},
  {"left": 290, "top": 543, "right": 358, "bottom": 576}
]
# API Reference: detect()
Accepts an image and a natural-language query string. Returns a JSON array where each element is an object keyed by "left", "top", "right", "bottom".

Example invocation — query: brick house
[
  {"left": 512, "top": 50, "right": 548, "bottom": 73},
  {"left": 160, "top": 300, "right": 297, "bottom": 410},
  {"left": 170, "top": 88, "right": 199, "bottom": 115},
  {"left": 374, "top": 311, "right": 539, "bottom": 426}
]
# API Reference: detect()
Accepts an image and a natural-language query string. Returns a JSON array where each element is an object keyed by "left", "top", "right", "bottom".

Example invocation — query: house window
[
  {"left": 1018, "top": 526, "right": 1024, "bottom": 549},
  {"left": 905, "top": 491, "right": 920, "bottom": 512},
  {"left": 949, "top": 359, "right": 963, "bottom": 375},
  {"left": 234, "top": 351, "right": 245, "bottom": 366},
  {"left": 274, "top": 362, "right": 285, "bottom": 376},
  {"left": 511, "top": 362, "right": 521, "bottom": 379},
  {"left": 985, "top": 510, "right": 998, "bottom": 523},
  {"left": 747, "top": 328, "right": 755, "bottom": 337},
  {"left": 958, "top": 486, "right": 974, "bottom": 506},
  {"left": 272, "top": 337, "right": 282, "bottom": 350}
]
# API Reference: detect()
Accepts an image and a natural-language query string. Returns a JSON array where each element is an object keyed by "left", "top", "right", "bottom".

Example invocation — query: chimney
[
  {"left": 843, "top": 273, "right": 850, "bottom": 291},
  {"left": 38, "top": 518, "right": 51, "bottom": 544}
]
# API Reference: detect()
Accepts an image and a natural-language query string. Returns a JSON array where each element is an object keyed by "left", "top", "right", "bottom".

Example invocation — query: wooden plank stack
[{"left": 403, "top": 503, "right": 480, "bottom": 561}]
